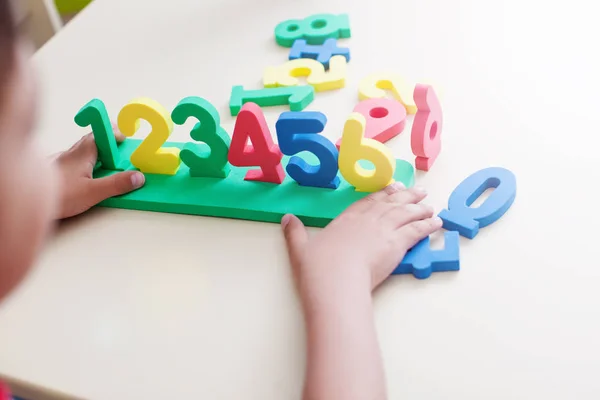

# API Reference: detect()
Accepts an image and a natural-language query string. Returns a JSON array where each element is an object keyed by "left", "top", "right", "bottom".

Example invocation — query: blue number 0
[{"left": 276, "top": 111, "right": 340, "bottom": 189}]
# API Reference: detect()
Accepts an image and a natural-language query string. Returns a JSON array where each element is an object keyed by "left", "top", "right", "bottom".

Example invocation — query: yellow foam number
[
  {"left": 118, "top": 98, "right": 181, "bottom": 175},
  {"left": 338, "top": 112, "right": 396, "bottom": 192},
  {"left": 263, "top": 56, "right": 346, "bottom": 92},
  {"left": 358, "top": 73, "right": 417, "bottom": 114}
]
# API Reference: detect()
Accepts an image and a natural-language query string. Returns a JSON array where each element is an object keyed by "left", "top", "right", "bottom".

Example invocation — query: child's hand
[
  {"left": 283, "top": 183, "right": 442, "bottom": 400},
  {"left": 282, "top": 182, "right": 442, "bottom": 293},
  {"left": 53, "top": 127, "right": 145, "bottom": 219}
]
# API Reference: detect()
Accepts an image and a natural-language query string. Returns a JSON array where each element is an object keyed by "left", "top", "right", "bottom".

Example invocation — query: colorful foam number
[
  {"left": 358, "top": 73, "right": 417, "bottom": 114},
  {"left": 228, "top": 102, "right": 285, "bottom": 184},
  {"left": 289, "top": 38, "right": 350, "bottom": 69},
  {"left": 75, "top": 98, "right": 127, "bottom": 171},
  {"left": 338, "top": 112, "right": 396, "bottom": 192},
  {"left": 336, "top": 98, "right": 406, "bottom": 148},
  {"left": 411, "top": 84, "right": 443, "bottom": 171},
  {"left": 171, "top": 96, "right": 231, "bottom": 178},
  {"left": 263, "top": 56, "right": 347, "bottom": 92},
  {"left": 229, "top": 85, "right": 315, "bottom": 116},
  {"left": 117, "top": 98, "right": 181, "bottom": 175},
  {"left": 393, "top": 231, "right": 460, "bottom": 279},
  {"left": 276, "top": 111, "right": 340, "bottom": 189},
  {"left": 439, "top": 167, "right": 517, "bottom": 239},
  {"left": 275, "top": 13, "right": 351, "bottom": 47}
]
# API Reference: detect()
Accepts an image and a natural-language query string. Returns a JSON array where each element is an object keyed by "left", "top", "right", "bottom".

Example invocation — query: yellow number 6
[{"left": 338, "top": 113, "right": 396, "bottom": 192}]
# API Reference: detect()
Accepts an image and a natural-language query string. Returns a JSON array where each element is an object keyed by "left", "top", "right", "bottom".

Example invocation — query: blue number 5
[{"left": 276, "top": 112, "right": 340, "bottom": 189}]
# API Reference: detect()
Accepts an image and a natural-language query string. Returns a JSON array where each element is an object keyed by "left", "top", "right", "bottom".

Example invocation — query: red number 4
[{"left": 228, "top": 102, "right": 286, "bottom": 183}]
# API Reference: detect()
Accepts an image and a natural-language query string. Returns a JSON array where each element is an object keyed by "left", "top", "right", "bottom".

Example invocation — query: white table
[{"left": 1, "top": 0, "right": 599, "bottom": 398}]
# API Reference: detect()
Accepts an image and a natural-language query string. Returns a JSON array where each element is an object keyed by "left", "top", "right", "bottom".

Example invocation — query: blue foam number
[
  {"left": 393, "top": 231, "right": 460, "bottom": 279},
  {"left": 438, "top": 167, "right": 516, "bottom": 239},
  {"left": 276, "top": 112, "right": 341, "bottom": 189},
  {"left": 289, "top": 39, "right": 350, "bottom": 69}
]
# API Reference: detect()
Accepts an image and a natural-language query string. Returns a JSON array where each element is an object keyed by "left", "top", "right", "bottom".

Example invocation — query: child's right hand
[
  {"left": 281, "top": 182, "right": 442, "bottom": 295},
  {"left": 284, "top": 182, "right": 441, "bottom": 400}
]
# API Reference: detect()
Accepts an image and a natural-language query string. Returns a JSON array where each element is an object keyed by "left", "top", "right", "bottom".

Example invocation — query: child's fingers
[
  {"left": 364, "top": 186, "right": 429, "bottom": 220},
  {"left": 381, "top": 203, "right": 434, "bottom": 230},
  {"left": 384, "top": 186, "right": 428, "bottom": 205},
  {"left": 281, "top": 214, "right": 309, "bottom": 268},
  {"left": 394, "top": 216, "right": 443, "bottom": 250},
  {"left": 63, "top": 133, "right": 96, "bottom": 160},
  {"left": 344, "top": 182, "right": 405, "bottom": 214},
  {"left": 86, "top": 171, "right": 145, "bottom": 206},
  {"left": 112, "top": 122, "right": 126, "bottom": 143}
]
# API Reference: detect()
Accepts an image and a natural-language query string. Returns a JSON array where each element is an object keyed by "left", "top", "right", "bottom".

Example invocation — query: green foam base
[{"left": 93, "top": 139, "right": 415, "bottom": 228}]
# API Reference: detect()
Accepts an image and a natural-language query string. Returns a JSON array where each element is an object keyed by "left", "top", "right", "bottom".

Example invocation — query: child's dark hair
[{"left": 0, "top": 0, "right": 16, "bottom": 96}]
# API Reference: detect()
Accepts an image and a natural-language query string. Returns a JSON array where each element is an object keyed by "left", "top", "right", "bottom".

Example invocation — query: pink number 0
[{"left": 411, "top": 84, "right": 443, "bottom": 171}]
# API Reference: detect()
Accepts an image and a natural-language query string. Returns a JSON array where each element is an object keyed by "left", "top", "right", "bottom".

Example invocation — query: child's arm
[
  {"left": 282, "top": 183, "right": 442, "bottom": 400},
  {"left": 53, "top": 126, "right": 145, "bottom": 219}
]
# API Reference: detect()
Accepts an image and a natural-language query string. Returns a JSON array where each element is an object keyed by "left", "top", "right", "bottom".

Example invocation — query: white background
[{"left": 1, "top": 0, "right": 599, "bottom": 398}]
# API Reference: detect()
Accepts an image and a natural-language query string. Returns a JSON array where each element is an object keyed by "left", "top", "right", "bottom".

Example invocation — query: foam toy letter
[
  {"left": 411, "top": 84, "right": 443, "bottom": 171},
  {"left": 228, "top": 102, "right": 285, "bottom": 184},
  {"left": 288, "top": 38, "right": 350, "bottom": 69},
  {"left": 276, "top": 111, "right": 340, "bottom": 189},
  {"left": 263, "top": 56, "right": 347, "bottom": 92},
  {"left": 229, "top": 85, "right": 314, "bottom": 116},
  {"left": 75, "top": 98, "right": 127, "bottom": 170},
  {"left": 338, "top": 112, "right": 396, "bottom": 192},
  {"left": 438, "top": 167, "right": 517, "bottom": 239},
  {"left": 358, "top": 73, "right": 417, "bottom": 114},
  {"left": 393, "top": 231, "right": 460, "bottom": 279},
  {"left": 118, "top": 98, "right": 181, "bottom": 175},
  {"left": 275, "top": 13, "right": 351, "bottom": 47},
  {"left": 337, "top": 98, "right": 406, "bottom": 148}
]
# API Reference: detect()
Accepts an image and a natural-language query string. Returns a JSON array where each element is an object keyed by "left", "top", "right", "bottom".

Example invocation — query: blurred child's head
[{"left": 0, "top": 0, "right": 59, "bottom": 301}]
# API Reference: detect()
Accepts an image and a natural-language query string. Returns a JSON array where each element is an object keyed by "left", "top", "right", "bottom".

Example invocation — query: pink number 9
[{"left": 411, "top": 84, "right": 443, "bottom": 171}]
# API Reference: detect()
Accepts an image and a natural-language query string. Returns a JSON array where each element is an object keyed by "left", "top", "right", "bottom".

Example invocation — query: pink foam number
[
  {"left": 411, "top": 84, "right": 443, "bottom": 171},
  {"left": 229, "top": 103, "right": 285, "bottom": 184},
  {"left": 336, "top": 98, "right": 406, "bottom": 148}
]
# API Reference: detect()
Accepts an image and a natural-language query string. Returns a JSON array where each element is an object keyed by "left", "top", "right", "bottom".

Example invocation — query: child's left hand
[{"left": 53, "top": 127, "right": 145, "bottom": 219}]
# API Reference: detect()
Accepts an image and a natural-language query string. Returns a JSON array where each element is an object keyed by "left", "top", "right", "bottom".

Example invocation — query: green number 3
[{"left": 172, "top": 96, "right": 231, "bottom": 178}]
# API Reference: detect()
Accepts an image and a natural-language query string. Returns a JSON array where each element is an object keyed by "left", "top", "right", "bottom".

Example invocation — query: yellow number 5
[
  {"left": 118, "top": 98, "right": 181, "bottom": 175},
  {"left": 339, "top": 112, "right": 396, "bottom": 192}
]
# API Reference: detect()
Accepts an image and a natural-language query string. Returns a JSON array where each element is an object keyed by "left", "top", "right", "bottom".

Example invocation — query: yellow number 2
[
  {"left": 338, "top": 112, "right": 396, "bottom": 192},
  {"left": 118, "top": 98, "right": 181, "bottom": 175}
]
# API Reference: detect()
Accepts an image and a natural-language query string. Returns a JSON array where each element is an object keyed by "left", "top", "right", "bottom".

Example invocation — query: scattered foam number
[
  {"left": 117, "top": 98, "right": 181, "bottom": 175},
  {"left": 171, "top": 96, "right": 231, "bottom": 178},
  {"left": 276, "top": 112, "right": 340, "bottom": 189},
  {"left": 228, "top": 103, "right": 285, "bottom": 184},
  {"left": 359, "top": 73, "right": 417, "bottom": 114},
  {"left": 275, "top": 13, "right": 351, "bottom": 47},
  {"left": 393, "top": 231, "right": 460, "bottom": 279},
  {"left": 411, "top": 84, "right": 443, "bottom": 171},
  {"left": 336, "top": 98, "right": 406, "bottom": 148},
  {"left": 338, "top": 112, "right": 396, "bottom": 192},
  {"left": 263, "top": 56, "right": 347, "bottom": 92},
  {"left": 439, "top": 167, "right": 517, "bottom": 239},
  {"left": 75, "top": 98, "right": 125, "bottom": 170},
  {"left": 289, "top": 38, "right": 350, "bottom": 69},
  {"left": 229, "top": 85, "right": 315, "bottom": 116}
]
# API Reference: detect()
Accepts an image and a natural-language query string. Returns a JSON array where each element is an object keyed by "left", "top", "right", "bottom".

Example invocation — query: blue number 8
[{"left": 276, "top": 112, "right": 340, "bottom": 189}]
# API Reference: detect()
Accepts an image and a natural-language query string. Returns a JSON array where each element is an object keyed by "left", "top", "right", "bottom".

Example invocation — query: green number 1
[
  {"left": 171, "top": 96, "right": 231, "bottom": 178},
  {"left": 75, "top": 98, "right": 126, "bottom": 171}
]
